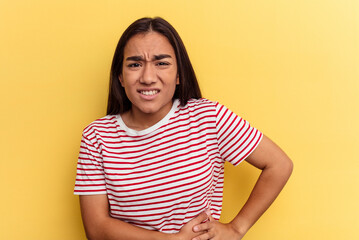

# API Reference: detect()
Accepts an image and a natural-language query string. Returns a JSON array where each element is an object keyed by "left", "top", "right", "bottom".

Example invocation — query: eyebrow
[
  {"left": 125, "top": 54, "right": 172, "bottom": 61},
  {"left": 154, "top": 54, "right": 172, "bottom": 60}
]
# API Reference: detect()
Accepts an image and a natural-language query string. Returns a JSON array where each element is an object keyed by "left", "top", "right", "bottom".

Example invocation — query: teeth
[{"left": 140, "top": 90, "right": 158, "bottom": 96}]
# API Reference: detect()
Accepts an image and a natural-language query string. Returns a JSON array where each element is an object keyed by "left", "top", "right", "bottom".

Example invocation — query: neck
[{"left": 122, "top": 103, "right": 173, "bottom": 131}]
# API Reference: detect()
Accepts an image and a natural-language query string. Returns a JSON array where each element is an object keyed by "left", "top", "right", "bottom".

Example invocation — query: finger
[
  {"left": 205, "top": 209, "right": 215, "bottom": 221},
  {"left": 192, "top": 231, "right": 215, "bottom": 240},
  {"left": 188, "top": 211, "right": 209, "bottom": 225},
  {"left": 193, "top": 222, "right": 211, "bottom": 232}
]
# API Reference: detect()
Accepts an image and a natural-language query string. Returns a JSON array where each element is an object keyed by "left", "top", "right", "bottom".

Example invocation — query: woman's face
[{"left": 120, "top": 32, "right": 179, "bottom": 119}]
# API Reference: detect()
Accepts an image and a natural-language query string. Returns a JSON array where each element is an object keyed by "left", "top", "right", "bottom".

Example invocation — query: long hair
[{"left": 107, "top": 17, "right": 202, "bottom": 115}]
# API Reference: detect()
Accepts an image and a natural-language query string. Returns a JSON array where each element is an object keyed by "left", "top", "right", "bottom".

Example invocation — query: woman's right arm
[{"left": 79, "top": 195, "right": 208, "bottom": 240}]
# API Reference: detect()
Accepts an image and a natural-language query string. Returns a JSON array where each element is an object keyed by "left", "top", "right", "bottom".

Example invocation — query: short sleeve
[
  {"left": 215, "top": 102, "right": 263, "bottom": 166},
  {"left": 74, "top": 133, "right": 107, "bottom": 195}
]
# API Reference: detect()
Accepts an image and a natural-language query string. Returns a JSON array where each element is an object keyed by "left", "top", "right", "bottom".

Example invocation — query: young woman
[{"left": 74, "top": 17, "right": 293, "bottom": 240}]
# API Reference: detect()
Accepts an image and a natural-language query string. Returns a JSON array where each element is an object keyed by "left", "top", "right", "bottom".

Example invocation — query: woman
[{"left": 74, "top": 17, "right": 293, "bottom": 240}]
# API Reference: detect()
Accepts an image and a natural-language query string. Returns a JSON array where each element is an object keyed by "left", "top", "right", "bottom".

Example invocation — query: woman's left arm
[{"left": 193, "top": 134, "right": 293, "bottom": 240}]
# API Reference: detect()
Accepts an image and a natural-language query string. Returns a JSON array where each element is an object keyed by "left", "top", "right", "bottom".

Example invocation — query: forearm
[
  {"left": 79, "top": 195, "right": 177, "bottom": 240},
  {"left": 189, "top": 136, "right": 293, "bottom": 240},
  {"left": 230, "top": 160, "right": 293, "bottom": 235},
  {"left": 84, "top": 215, "right": 174, "bottom": 240}
]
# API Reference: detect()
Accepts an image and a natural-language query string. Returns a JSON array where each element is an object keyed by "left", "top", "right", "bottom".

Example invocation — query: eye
[
  {"left": 128, "top": 63, "right": 141, "bottom": 68},
  {"left": 156, "top": 62, "right": 170, "bottom": 67}
]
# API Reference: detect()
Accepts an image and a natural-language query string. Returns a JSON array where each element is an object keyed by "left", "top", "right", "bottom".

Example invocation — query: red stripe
[
  {"left": 75, "top": 183, "right": 105, "bottom": 187},
  {"left": 74, "top": 189, "right": 106, "bottom": 193},
  {"left": 75, "top": 178, "right": 105, "bottom": 182},
  {"left": 76, "top": 173, "right": 104, "bottom": 176}
]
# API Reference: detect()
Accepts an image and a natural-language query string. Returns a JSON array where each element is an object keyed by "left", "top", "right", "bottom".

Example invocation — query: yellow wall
[{"left": 1, "top": 0, "right": 358, "bottom": 239}]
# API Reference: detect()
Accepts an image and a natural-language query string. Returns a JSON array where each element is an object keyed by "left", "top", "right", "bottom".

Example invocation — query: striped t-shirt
[{"left": 74, "top": 98, "right": 262, "bottom": 233}]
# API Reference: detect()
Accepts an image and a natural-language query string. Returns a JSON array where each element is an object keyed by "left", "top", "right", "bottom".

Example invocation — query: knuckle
[
  {"left": 199, "top": 233, "right": 209, "bottom": 240},
  {"left": 193, "top": 225, "right": 201, "bottom": 232},
  {"left": 206, "top": 232, "right": 215, "bottom": 239}
]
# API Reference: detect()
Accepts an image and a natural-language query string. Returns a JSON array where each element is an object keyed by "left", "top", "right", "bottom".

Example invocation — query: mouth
[{"left": 138, "top": 90, "right": 160, "bottom": 96}]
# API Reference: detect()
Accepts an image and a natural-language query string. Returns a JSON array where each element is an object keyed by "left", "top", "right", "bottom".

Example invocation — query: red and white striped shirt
[{"left": 74, "top": 98, "right": 262, "bottom": 233}]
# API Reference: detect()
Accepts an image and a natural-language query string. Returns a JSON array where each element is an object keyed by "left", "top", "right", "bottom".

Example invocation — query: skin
[
  {"left": 119, "top": 31, "right": 179, "bottom": 130},
  {"left": 79, "top": 31, "right": 293, "bottom": 240}
]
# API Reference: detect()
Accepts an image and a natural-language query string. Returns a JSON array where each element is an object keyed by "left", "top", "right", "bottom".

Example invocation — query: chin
[
  {"left": 137, "top": 106, "right": 160, "bottom": 114},
  {"left": 133, "top": 100, "right": 172, "bottom": 116}
]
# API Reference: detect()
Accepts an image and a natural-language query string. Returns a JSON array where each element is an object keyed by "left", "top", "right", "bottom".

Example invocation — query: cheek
[
  {"left": 161, "top": 70, "right": 178, "bottom": 83},
  {"left": 120, "top": 72, "right": 137, "bottom": 88}
]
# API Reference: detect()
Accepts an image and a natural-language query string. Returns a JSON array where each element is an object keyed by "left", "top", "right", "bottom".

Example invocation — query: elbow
[
  {"left": 83, "top": 218, "right": 112, "bottom": 240},
  {"left": 283, "top": 157, "right": 294, "bottom": 180},
  {"left": 84, "top": 225, "right": 103, "bottom": 240},
  {"left": 86, "top": 233, "right": 102, "bottom": 240}
]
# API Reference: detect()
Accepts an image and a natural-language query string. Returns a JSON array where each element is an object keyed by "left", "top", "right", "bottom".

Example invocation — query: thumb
[{"left": 205, "top": 209, "right": 214, "bottom": 221}]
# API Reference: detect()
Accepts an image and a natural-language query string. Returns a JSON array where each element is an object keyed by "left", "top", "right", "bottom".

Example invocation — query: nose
[{"left": 140, "top": 62, "right": 157, "bottom": 84}]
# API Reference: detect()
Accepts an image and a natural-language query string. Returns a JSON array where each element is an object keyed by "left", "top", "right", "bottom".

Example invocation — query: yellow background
[{"left": 1, "top": 0, "right": 358, "bottom": 239}]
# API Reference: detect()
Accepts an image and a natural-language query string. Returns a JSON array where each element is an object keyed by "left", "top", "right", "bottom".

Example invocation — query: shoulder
[
  {"left": 183, "top": 98, "right": 218, "bottom": 110},
  {"left": 183, "top": 99, "right": 243, "bottom": 124},
  {"left": 174, "top": 98, "right": 218, "bottom": 120},
  {"left": 82, "top": 115, "right": 119, "bottom": 138},
  {"left": 184, "top": 98, "right": 226, "bottom": 115}
]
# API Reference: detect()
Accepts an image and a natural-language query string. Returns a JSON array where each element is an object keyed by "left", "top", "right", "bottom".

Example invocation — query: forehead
[{"left": 124, "top": 32, "right": 175, "bottom": 58}]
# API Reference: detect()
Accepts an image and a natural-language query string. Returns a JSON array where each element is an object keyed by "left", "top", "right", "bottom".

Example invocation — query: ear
[{"left": 119, "top": 75, "right": 124, "bottom": 87}]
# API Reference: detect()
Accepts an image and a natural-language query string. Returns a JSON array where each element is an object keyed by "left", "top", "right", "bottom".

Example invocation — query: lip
[{"left": 137, "top": 88, "right": 160, "bottom": 100}]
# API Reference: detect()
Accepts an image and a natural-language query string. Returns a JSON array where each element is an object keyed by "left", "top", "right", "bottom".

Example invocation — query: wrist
[
  {"left": 152, "top": 231, "right": 177, "bottom": 240},
  {"left": 164, "top": 232, "right": 180, "bottom": 240},
  {"left": 228, "top": 220, "right": 249, "bottom": 238}
]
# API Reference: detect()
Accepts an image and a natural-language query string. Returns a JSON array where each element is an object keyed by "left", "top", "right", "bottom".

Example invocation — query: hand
[
  {"left": 174, "top": 211, "right": 209, "bottom": 240},
  {"left": 192, "top": 210, "right": 244, "bottom": 240}
]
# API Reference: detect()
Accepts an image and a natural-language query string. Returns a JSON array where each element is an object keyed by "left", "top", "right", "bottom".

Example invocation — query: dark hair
[{"left": 107, "top": 17, "right": 202, "bottom": 115}]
